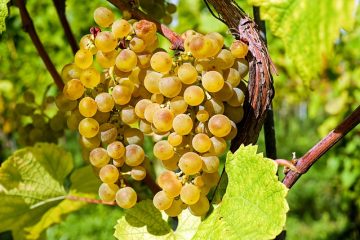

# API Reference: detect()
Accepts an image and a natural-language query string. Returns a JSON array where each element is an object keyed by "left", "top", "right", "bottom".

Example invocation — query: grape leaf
[
  {"left": 248, "top": 0, "right": 357, "bottom": 82},
  {"left": 192, "top": 145, "right": 288, "bottom": 240},
  {"left": 114, "top": 200, "right": 201, "bottom": 240},
  {"left": 0, "top": 143, "right": 100, "bottom": 240},
  {"left": 0, "top": 0, "right": 10, "bottom": 33}
]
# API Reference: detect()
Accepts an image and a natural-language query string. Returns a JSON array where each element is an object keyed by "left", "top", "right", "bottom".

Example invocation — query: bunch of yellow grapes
[{"left": 57, "top": 6, "right": 249, "bottom": 216}]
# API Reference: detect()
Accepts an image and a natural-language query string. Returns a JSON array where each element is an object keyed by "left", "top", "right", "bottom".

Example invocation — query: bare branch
[{"left": 282, "top": 105, "right": 360, "bottom": 188}]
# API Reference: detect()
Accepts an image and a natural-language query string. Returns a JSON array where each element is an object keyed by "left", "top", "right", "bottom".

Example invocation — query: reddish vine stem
[
  {"left": 52, "top": 0, "right": 78, "bottom": 54},
  {"left": 282, "top": 105, "right": 360, "bottom": 188},
  {"left": 107, "top": 0, "right": 184, "bottom": 50},
  {"left": 66, "top": 195, "right": 117, "bottom": 206},
  {"left": 15, "top": 0, "right": 64, "bottom": 90}
]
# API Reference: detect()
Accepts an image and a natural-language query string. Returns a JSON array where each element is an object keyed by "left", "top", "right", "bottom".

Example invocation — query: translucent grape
[
  {"left": 120, "top": 106, "right": 138, "bottom": 125},
  {"left": 180, "top": 183, "right": 200, "bottom": 205},
  {"left": 139, "top": 119, "right": 152, "bottom": 134},
  {"left": 157, "top": 171, "right": 182, "bottom": 197},
  {"left": 212, "top": 81, "right": 234, "bottom": 101},
  {"left": 184, "top": 86, "right": 204, "bottom": 106},
  {"left": 152, "top": 108, "right": 174, "bottom": 132},
  {"left": 161, "top": 155, "right": 180, "bottom": 171},
  {"left": 61, "top": 63, "right": 82, "bottom": 83},
  {"left": 144, "top": 103, "right": 161, "bottom": 123},
  {"left": 79, "top": 97, "right": 97, "bottom": 117},
  {"left": 90, "top": 147, "right": 110, "bottom": 168},
  {"left": 134, "top": 99, "right": 152, "bottom": 119},
  {"left": 95, "top": 92, "right": 115, "bottom": 112},
  {"left": 193, "top": 176, "right": 205, "bottom": 187},
  {"left": 79, "top": 34, "right": 97, "bottom": 54},
  {"left": 224, "top": 120, "right": 238, "bottom": 140},
  {"left": 166, "top": 3, "right": 177, "bottom": 14},
  {"left": 144, "top": 70, "right": 162, "bottom": 94},
  {"left": 168, "top": 132, "right": 182, "bottom": 146},
  {"left": 129, "top": 37, "right": 146, "bottom": 53},
  {"left": 99, "top": 123, "right": 117, "bottom": 144},
  {"left": 169, "top": 96, "right": 188, "bottom": 114},
  {"left": 201, "top": 154, "right": 220, "bottom": 173},
  {"left": 63, "top": 79, "right": 84, "bottom": 100},
  {"left": 230, "top": 40, "right": 249, "bottom": 58},
  {"left": 202, "top": 172, "right": 220, "bottom": 187},
  {"left": 165, "top": 199, "right": 184, "bottom": 217},
  {"left": 192, "top": 133, "right": 211, "bottom": 153},
  {"left": 67, "top": 109, "right": 83, "bottom": 131},
  {"left": 115, "top": 49, "right": 138, "bottom": 72},
  {"left": 159, "top": 76, "right": 182, "bottom": 98},
  {"left": 153, "top": 140, "right": 174, "bottom": 160},
  {"left": 95, "top": 31, "right": 117, "bottom": 53},
  {"left": 215, "top": 49, "right": 234, "bottom": 69},
  {"left": 224, "top": 104, "right": 244, "bottom": 123},
  {"left": 151, "top": 93, "right": 164, "bottom": 104},
  {"left": 227, "top": 88, "right": 245, "bottom": 107},
  {"left": 209, "top": 136, "right": 227, "bottom": 155},
  {"left": 81, "top": 136, "right": 100, "bottom": 149},
  {"left": 188, "top": 196, "right": 210, "bottom": 216},
  {"left": 137, "top": 53, "right": 151, "bottom": 68},
  {"left": 153, "top": 190, "right": 173, "bottom": 210},
  {"left": 208, "top": 114, "right": 231, "bottom": 137},
  {"left": 99, "top": 164, "right": 119, "bottom": 183},
  {"left": 112, "top": 85, "right": 132, "bottom": 105},
  {"left": 93, "top": 111, "right": 110, "bottom": 124},
  {"left": 125, "top": 144, "right": 145, "bottom": 166},
  {"left": 74, "top": 49, "right": 93, "bottom": 69},
  {"left": 189, "top": 35, "right": 214, "bottom": 59},
  {"left": 80, "top": 67, "right": 100, "bottom": 88},
  {"left": 96, "top": 50, "right": 118, "bottom": 68},
  {"left": 93, "top": 7, "right": 114, "bottom": 27},
  {"left": 134, "top": 20, "right": 157, "bottom": 40},
  {"left": 225, "top": 68, "right": 241, "bottom": 87},
  {"left": 179, "top": 152, "right": 202, "bottom": 175},
  {"left": 123, "top": 127, "right": 144, "bottom": 145},
  {"left": 172, "top": 114, "right": 193, "bottom": 135},
  {"left": 112, "top": 19, "right": 132, "bottom": 38},
  {"left": 150, "top": 51, "right": 172, "bottom": 74},
  {"left": 115, "top": 187, "right": 137, "bottom": 209},
  {"left": 99, "top": 183, "right": 119, "bottom": 202},
  {"left": 130, "top": 166, "right": 146, "bottom": 181},
  {"left": 196, "top": 109, "right": 209, "bottom": 122},
  {"left": 177, "top": 63, "right": 198, "bottom": 84},
  {"left": 204, "top": 98, "right": 224, "bottom": 115},
  {"left": 78, "top": 118, "right": 99, "bottom": 138},
  {"left": 202, "top": 71, "right": 224, "bottom": 92},
  {"left": 107, "top": 141, "right": 125, "bottom": 160}
]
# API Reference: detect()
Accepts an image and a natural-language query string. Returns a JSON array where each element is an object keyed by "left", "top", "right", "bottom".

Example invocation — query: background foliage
[{"left": 0, "top": 0, "right": 359, "bottom": 239}]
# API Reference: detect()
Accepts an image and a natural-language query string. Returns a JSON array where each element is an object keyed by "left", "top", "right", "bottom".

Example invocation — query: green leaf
[
  {"left": 0, "top": 0, "right": 10, "bottom": 33},
  {"left": 248, "top": 0, "right": 357, "bottom": 82},
  {"left": 193, "top": 145, "right": 288, "bottom": 240},
  {"left": 114, "top": 200, "right": 201, "bottom": 240},
  {"left": 0, "top": 144, "right": 100, "bottom": 240}
]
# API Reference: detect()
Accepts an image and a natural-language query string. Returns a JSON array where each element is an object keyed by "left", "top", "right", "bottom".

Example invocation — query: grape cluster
[
  {"left": 11, "top": 90, "right": 66, "bottom": 146},
  {"left": 59, "top": 6, "right": 249, "bottom": 215}
]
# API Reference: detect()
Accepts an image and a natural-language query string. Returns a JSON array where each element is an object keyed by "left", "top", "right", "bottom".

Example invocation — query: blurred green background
[{"left": 0, "top": 0, "right": 359, "bottom": 239}]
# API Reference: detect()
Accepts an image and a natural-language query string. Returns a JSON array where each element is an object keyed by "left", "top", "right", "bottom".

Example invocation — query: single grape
[
  {"left": 202, "top": 172, "right": 220, "bottom": 187},
  {"left": 99, "top": 164, "right": 119, "bottom": 183},
  {"left": 153, "top": 140, "right": 174, "bottom": 160},
  {"left": 152, "top": 108, "right": 174, "bottom": 132},
  {"left": 230, "top": 40, "right": 249, "bottom": 58},
  {"left": 215, "top": 49, "right": 234, "bottom": 69},
  {"left": 172, "top": 114, "right": 193, "bottom": 135},
  {"left": 78, "top": 118, "right": 99, "bottom": 138},
  {"left": 184, "top": 85, "right": 204, "bottom": 106},
  {"left": 177, "top": 62, "right": 198, "bottom": 84},
  {"left": 80, "top": 67, "right": 100, "bottom": 88},
  {"left": 74, "top": 49, "right": 93, "bottom": 69},
  {"left": 93, "top": 7, "right": 114, "bottom": 27},
  {"left": 125, "top": 144, "right": 145, "bottom": 166},
  {"left": 112, "top": 84, "right": 132, "bottom": 105},
  {"left": 180, "top": 183, "right": 200, "bottom": 205},
  {"left": 188, "top": 196, "right": 210, "bottom": 216},
  {"left": 161, "top": 155, "right": 180, "bottom": 171},
  {"left": 212, "top": 81, "right": 234, "bottom": 101},
  {"left": 112, "top": 19, "right": 132, "bottom": 38},
  {"left": 151, "top": 93, "right": 164, "bottom": 104},
  {"left": 123, "top": 127, "right": 144, "bottom": 145},
  {"left": 196, "top": 109, "right": 209, "bottom": 122},
  {"left": 179, "top": 152, "right": 203, "bottom": 175},
  {"left": 209, "top": 136, "right": 227, "bottom": 155},
  {"left": 96, "top": 50, "right": 118, "bottom": 68},
  {"left": 227, "top": 88, "right": 245, "bottom": 107},
  {"left": 166, "top": 3, "right": 177, "bottom": 14},
  {"left": 192, "top": 133, "right": 211, "bottom": 153},
  {"left": 63, "top": 79, "right": 84, "bottom": 100},
  {"left": 95, "top": 31, "right": 117, "bottom": 53},
  {"left": 204, "top": 98, "right": 224, "bottom": 115},
  {"left": 150, "top": 51, "right": 172, "bottom": 74},
  {"left": 159, "top": 76, "right": 182, "bottom": 98},
  {"left": 120, "top": 106, "right": 138, "bottom": 125},
  {"left": 202, "top": 71, "right": 224, "bottom": 92},
  {"left": 134, "top": 20, "right": 157, "bottom": 40},
  {"left": 139, "top": 119, "right": 152, "bottom": 134},
  {"left": 224, "top": 104, "right": 244, "bottom": 123},
  {"left": 79, "top": 97, "right": 97, "bottom": 117},
  {"left": 143, "top": 70, "right": 162, "bottom": 94},
  {"left": 144, "top": 103, "right": 161, "bottom": 123},
  {"left": 61, "top": 63, "right": 82, "bottom": 83},
  {"left": 99, "top": 123, "right": 118, "bottom": 144},
  {"left": 208, "top": 114, "right": 231, "bottom": 137},
  {"left": 201, "top": 154, "right": 220, "bottom": 173},
  {"left": 115, "top": 187, "right": 137, "bottom": 209},
  {"left": 170, "top": 96, "right": 188, "bottom": 114},
  {"left": 225, "top": 68, "right": 241, "bottom": 87},
  {"left": 157, "top": 171, "right": 182, "bottom": 197},
  {"left": 168, "top": 132, "right": 182, "bottom": 146},
  {"left": 165, "top": 199, "right": 184, "bottom": 217},
  {"left": 90, "top": 147, "right": 110, "bottom": 168},
  {"left": 95, "top": 92, "right": 115, "bottom": 112},
  {"left": 79, "top": 34, "right": 97, "bottom": 55},
  {"left": 80, "top": 136, "right": 100, "bottom": 149},
  {"left": 99, "top": 183, "right": 119, "bottom": 202},
  {"left": 129, "top": 37, "right": 146, "bottom": 53},
  {"left": 116, "top": 49, "right": 138, "bottom": 72},
  {"left": 107, "top": 141, "right": 125, "bottom": 160},
  {"left": 67, "top": 109, "right": 83, "bottom": 131},
  {"left": 153, "top": 190, "right": 173, "bottom": 210},
  {"left": 130, "top": 166, "right": 146, "bottom": 181},
  {"left": 193, "top": 176, "right": 205, "bottom": 187}
]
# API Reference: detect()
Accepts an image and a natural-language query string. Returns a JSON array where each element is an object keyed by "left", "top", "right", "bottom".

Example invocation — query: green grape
[
  {"left": 192, "top": 133, "right": 211, "bottom": 153},
  {"left": 139, "top": 119, "right": 152, "bottom": 134},
  {"left": 202, "top": 172, "right": 220, "bottom": 187},
  {"left": 63, "top": 79, "right": 84, "bottom": 100},
  {"left": 188, "top": 196, "right": 210, "bottom": 216},
  {"left": 125, "top": 144, "right": 145, "bottom": 166},
  {"left": 172, "top": 114, "right": 193, "bottom": 135},
  {"left": 204, "top": 98, "right": 224, "bottom": 115},
  {"left": 184, "top": 85, "right": 204, "bottom": 106},
  {"left": 165, "top": 199, "right": 184, "bottom": 217},
  {"left": 90, "top": 147, "right": 110, "bottom": 168},
  {"left": 78, "top": 118, "right": 99, "bottom": 138},
  {"left": 80, "top": 136, "right": 100, "bottom": 149},
  {"left": 49, "top": 113, "right": 66, "bottom": 132},
  {"left": 130, "top": 166, "right": 146, "bottom": 181},
  {"left": 224, "top": 104, "right": 244, "bottom": 123},
  {"left": 95, "top": 31, "right": 118, "bottom": 53},
  {"left": 201, "top": 154, "right": 220, "bottom": 173},
  {"left": 167, "top": 132, "right": 182, "bottom": 146},
  {"left": 179, "top": 152, "right": 202, "bottom": 175},
  {"left": 202, "top": 71, "right": 224, "bottom": 92},
  {"left": 150, "top": 51, "right": 172, "bottom": 74},
  {"left": 215, "top": 49, "right": 234, "bottom": 69},
  {"left": 95, "top": 92, "right": 115, "bottom": 112},
  {"left": 144, "top": 70, "right": 162, "bottom": 94},
  {"left": 80, "top": 67, "right": 101, "bottom": 88},
  {"left": 180, "top": 183, "right": 200, "bottom": 205},
  {"left": 129, "top": 37, "right": 146, "bottom": 53},
  {"left": 61, "top": 63, "right": 82, "bottom": 83},
  {"left": 208, "top": 114, "right": 231, "bottom": 137},
  {"left": 115, "top": 49, "right": 138, "bottom": 72},
  {"left": 153, "top": 140, "right": 174, "bottom": 160},
  {"left": 225, "top": 68, "right": 241, "bottom": 87},
  {"left": 32, "top": 114, "right": 46, "bottom": 129},
  {"left": 144, "top": 103, "right": 161, "bottom": 123},
  {"left": 230, "top": 40, "right": 248, "bottom": 58},
  {"left": 96, "top": 50, "right": 118, "bottom": 68},
  {"left": 99, "top": 123, "right": 118, "bottom": 144},
  {"left": 152, "top": 108, "right": 174, "bottom": 132},
  {"left": 67, "top": 109, "right": 83, "bottom": 131},
  {"left": 150, "top": 93, "right": 164, "bottom": 104},
  {"left": 22, "top": 90, "right": 34, "bottom": 103},
  {"left": 169, "top": 96, "right": 188, "bottom": 114},
  {"left": 162, "top": 14, "right": 172, "bottom": 25},
  {"left": 209, "top": 136, "right": 227, "bottom": 155},
  {"left": 212, "top": 81, "right": 234, "bottom": 101},
  {"left": 177, "top": 63, "right": 198, "bottom": 84},
  {"left": 99, "top": 164, "right": 119, "bottom": 184},
  {"left": 107, "top": 141, "right": 125, "bottom": 159},
  {"left": 120, "top": 106, "right": 138, "bottom": 125},
  {"left": 227, "top": 88, "right": 245, "bottom": 107},
  {"left": 79, "top": 34, "right": 97, "bottom": 55},
  {"left": 157, "top": 170, "right": 182, "bottom": 197},
  {"left": 29, "top": 128, "right": 45, "bottom": 143},
  {"left": 159, "top": 76, "right": 182, "bottom": 98},
  {"left": 74, "top": 49, "right": 93, "bottom": 69},
  {"left": 112, "top": 85, "right": 132, "bottom": 105},
  {"left": 93, "top": 7, "right": 114, "bottom": 27},
  {"left": 116, "top": 187, "right": 137, "bottom": 209},
  {"left": 166, "top": 3, "right": 177, "bottom": 14},
  {"left": 134, "top": 20, "right": 157, "bottom": 40},
  {"left": 153, "top": 190, "right": 173, "bottom": 210},
  {"left": 196, "top": 109, "right": 209, "bottom": 122},
  {"left": 99, "top": 183, "right": 119, "bottom": 202},
  {"left": 79, "top": 97, "right": 97, "bottom": 117},
  {"left": 55, "top": 93, "right": 77, "bottom": 111},
  {"left": 135, "top": 99, "right": 152, "bottom": 119},
  {"left": 112, "top": 19, "right": 132, "bottom": 38},
  {"left": 123, "top": 127, "right": 144, "bottom": 145}
]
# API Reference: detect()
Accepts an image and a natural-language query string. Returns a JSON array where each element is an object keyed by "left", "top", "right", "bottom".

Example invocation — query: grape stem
[
  {"left": 107, "top": 0, "right": 184, "bottom": 50},
  {"left": 15, "top": 0, "right": 64, "bottom": 90},
  {"left": 52, "top": 0, "right": 79, "bottom": 55},
  {"left": 282, "top": 105, "right": 360, "bottom": 188},
  {"left": 66, "top": 195, "right": 117, "bottom": 206}
]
